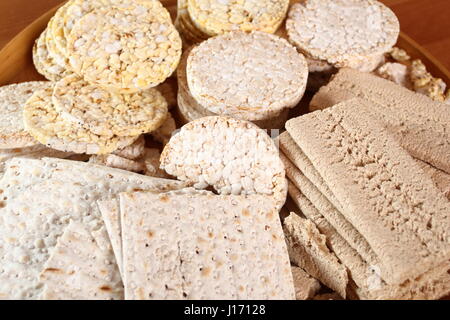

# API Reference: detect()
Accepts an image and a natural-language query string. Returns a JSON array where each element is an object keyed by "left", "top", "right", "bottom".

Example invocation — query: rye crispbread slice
[
  {"left": 120, "top": 190, "right": 295, "bottom": 300},
  {"left": 288, "top": 181, "right": 450, "bottom": 299},
  {"left": 279, "top": 144, "right": 380, "bottom": 268},
  {"left": 283, "top": 213, "right": 349, "bottom": 298},
  {"left": 310, "top": 68, "right": 450, "bottom": 174},
  {"left": 286, "top": 98, "right": 450, "bottom": 285},
  {"left": 291, "top": 266, "right": 321, "bottom": 300}
]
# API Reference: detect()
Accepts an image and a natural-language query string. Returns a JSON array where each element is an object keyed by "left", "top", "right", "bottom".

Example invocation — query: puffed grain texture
[
  {"left": 286, "top": 0, "right": 399, "bottom": 68},
  {"left": 23, "top": 87, "right": 139, "bottom": 155},
  {"left": 187, "top": 31, "right": 308, "bottom": 121},
  {"left": 160, "top": 116, "right": 287, "bottom": 209}
]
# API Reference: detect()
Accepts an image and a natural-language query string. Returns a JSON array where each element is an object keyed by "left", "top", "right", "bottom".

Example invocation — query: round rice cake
[
  {"left": 46, "top": 0, "right": 74, "bottom": 57},
  {"left": 286, "top": 0, "right": 399, "bottom": 68},
  {"left": 178, "top": 49, "right": 290, "bottom": 129},
  {"left": 186, "top": 31, "right": 308, "bottom": 121},
  {"left": 160, "top": 116, "right": 287, "bottom": 209},
  {"left": 0, "top": 82, "right": 53, "bottom": 149},
  {"left": 45, "top": 16, "right": 71, "bottom": 71},
  {"left": 66, "top": 1, "right": 182, "bottom": 93},
  {"left": 32, "top": 29, "right": 70, "bottom": 82},
  {"left": 52, "top": 75, "right": 169, "bottom": 137},
  {"left": 187, "top": 0, "right": 289, "bottom": 36},
  {"left": 23, "top": 87, "right": 139, "bottom": 155}
]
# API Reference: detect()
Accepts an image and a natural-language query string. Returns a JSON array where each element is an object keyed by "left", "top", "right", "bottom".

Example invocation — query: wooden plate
[{"left": 0, "top": 0, "right": 449, "bottom": 87}]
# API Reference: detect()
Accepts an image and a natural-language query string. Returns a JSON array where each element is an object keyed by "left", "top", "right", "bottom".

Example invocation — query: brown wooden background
[{"left": 0, "top": 0, "right": 449, "bottom": 70}]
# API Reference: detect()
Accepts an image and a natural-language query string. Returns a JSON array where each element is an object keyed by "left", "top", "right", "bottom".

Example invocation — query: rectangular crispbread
[
  {"left": 415, "top": 160, "right": 450, "bottom": 200},
  {"left": 286, "top": 98, "right": 450, "bottom": 285},
  {"left": 39, "top": 221, "right": 123, "bottom": 300},
  {"left": 310, "top": 68, "right": 450, "bottom": 174},
  {"left": 120, "top": 190, "right": 295, "bottom": 300},
  {"left": 0, "top": 157, "right": 186, "bottom": 299},
  {"left": 283, "top": 212, "right": 349, "bottom": 298},
  {"left": 279, "top": 148, "right": 380, "bottom": 268},
  {"left": 288, "top": 182, "right": 450, "bottom": 299},
  {"left": 291, "top": 266, "right": 321, "bottom": 300}
]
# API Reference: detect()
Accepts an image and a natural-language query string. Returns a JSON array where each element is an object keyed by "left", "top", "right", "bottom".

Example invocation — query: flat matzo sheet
[
  {"left": 119, "top": 190, "right": 295, "bottom": 300},
  {"left": 0, "top": 157, "right": 186, "bottom": 299},
  {"left": 39, "top": 221, "right": 123, "bottom": 300}
]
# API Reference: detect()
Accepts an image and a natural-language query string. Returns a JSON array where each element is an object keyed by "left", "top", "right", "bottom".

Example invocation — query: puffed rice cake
[
  {"left": 178, "top": 48, "right": 290, "bottom": 129},
  {"left": 52, "top": 75, "right": 169, "bottom": 137},
  {"left": 286, "top": 0, "right": 399, "bottom": 71},
  {"left": 32, "top": 29, "right": 70, "bottom": 82},
  {"left": 187, "top": 0, "right": 290, "bottom": 36},
  {"left": 23, "top": 87, "right": 139, "bottom": 155},
  {"left": 186, "top": 31, "right": 308, "bottom": 122},
  {"left": 160, "top": 116, "right": 288, "bottom": 209},
  {"left": 0, "top": 82, "right": 52, "bottom": 149},
  {"left": 66, "top": 0, "right": 182, "bottom": 93}
]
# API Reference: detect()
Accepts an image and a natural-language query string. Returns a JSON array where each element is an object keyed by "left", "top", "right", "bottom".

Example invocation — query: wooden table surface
[{"left": 0, "top": 0, "right": 449, "bottom": 71}]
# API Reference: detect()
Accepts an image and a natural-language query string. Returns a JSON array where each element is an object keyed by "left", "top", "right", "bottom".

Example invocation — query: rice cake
[
  {"left": 286, "top": 98, "right": 450, "bottom": 284},
  {"left": 309, "top": 68, "right": 450, "bottom": 174},
  {"left": 160, "top": 116, "right": 287, "bottom": 209},
  {"left": 0, "top": 82, "right": 52, "bottom": 149},
  {"left": 286, "top": 0, "right": 399, "bottom": 69},
  {"left": 39, "top": 221, "right": 123, "bottom": 300},
  {"left": 187, "top": 31, "right": 308, "bottom": 121},
  {"left": 52, "top": 75, "right": 168, "bottom": 137},
  {"left": 187, "top": 0, "right": 289, "bottom": 36},
  {"left": 0, "top": 157, "right": 186, "bottom": 299},
  {"left": 67, "top": 1, "right": 182, "bottom": 93},
  {"left": 32, "top": 29, "right": 69, "bottom": 82},
  {"left": 120, "top": 190, "right": 295, "bottom": 300},
  {"left": 23, "top": 87, "right": 139, "bottom": 155}
]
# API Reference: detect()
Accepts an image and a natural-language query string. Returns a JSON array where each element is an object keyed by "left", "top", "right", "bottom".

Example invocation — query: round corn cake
[
  {"left": 186, "top": 31, "right": 308, "bottom": 121},
  {"left": 52, "top": 75, "right": 168, "bottom": 137},
  {"left": 32, "top": 29, "right": 70, "bottom": 82},
  {"left": 23, "top": 87, "right": 139, "bottom": 155},
  {"left": 187, "top": 0, "right": 289, "bottom": 36},
  {"left": 160, "top": 116, "right": 288, "bottom": 209},
  {"left": 66, "top": 1, "right": 182, "bottom": 93},
  {"left": 286, "top": 0, "right": 399, "bottom": 69}
]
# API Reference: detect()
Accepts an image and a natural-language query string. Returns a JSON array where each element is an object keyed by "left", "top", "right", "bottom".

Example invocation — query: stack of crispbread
[{"left": 279, "top": 95, "right": 450, "bottom": 299}]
